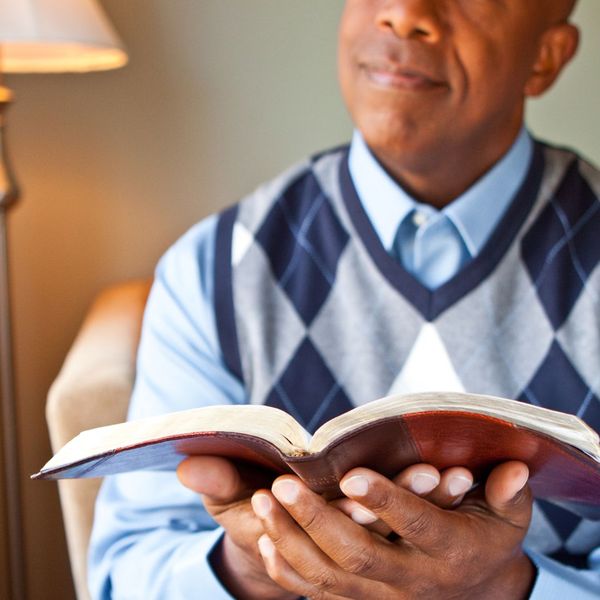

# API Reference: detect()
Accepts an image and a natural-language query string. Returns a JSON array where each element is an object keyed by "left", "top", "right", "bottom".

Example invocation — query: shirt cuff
[
  {"left": 171, "top": 527, "right": 235, "bottom": 600},
  {"left": 528, "top": 550, "right": 600, "bottom": 600}
]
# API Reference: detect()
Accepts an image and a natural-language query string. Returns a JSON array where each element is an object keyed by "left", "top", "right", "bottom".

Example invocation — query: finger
[
  {"left": 177, "top": 456, "right": 242, "bottom": 502},
  {"left": 332, "top": 464, "right": 440, "bottom": 537},
  {"left": 426, "top": 467, "right": 474, "bottom": 509},
  {"left": 257, "top": 535, "right": 351, "bottom": 600},
  {"left": 331, "top": 498, "right": 392, "bottom": 537},
  {"left": 330, "top": 498, "right": 378, "bottom": 525},
  {"left": 340, "top": 467, "right": 450, "bottom": 553},
  {"left": 260, "top": 477, "right": 403, "bottom": 583},
  {"left": 392, "top": 463, "right": 440, "bottom": 497},
  {"left": 391, "top": 464, "right": 474, "bottom": 509},
  {"left": 485, "top": 461, "right": 532, "bottom": 527},
  {"left": 253, "top": 487, "right": 382, "bottom": 597}
]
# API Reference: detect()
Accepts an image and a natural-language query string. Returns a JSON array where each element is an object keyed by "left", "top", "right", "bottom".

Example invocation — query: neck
[{"left": 372, "top": 121, "right": 524, "bottom": 209}]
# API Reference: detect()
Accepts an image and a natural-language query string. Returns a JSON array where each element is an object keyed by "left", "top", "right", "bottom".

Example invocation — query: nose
[{"left": 376, "top": 0, "right": 443, "bottom": 43}]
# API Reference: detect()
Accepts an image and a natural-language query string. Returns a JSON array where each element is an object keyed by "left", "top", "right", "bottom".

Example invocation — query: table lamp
[{"left": 0, "top": 2, "right": 127, "bottom": 598}]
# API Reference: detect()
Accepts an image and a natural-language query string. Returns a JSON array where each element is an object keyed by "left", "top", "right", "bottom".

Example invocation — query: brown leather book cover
[{"left": 287, "top": 412, "right": 600, "bottom": 510}]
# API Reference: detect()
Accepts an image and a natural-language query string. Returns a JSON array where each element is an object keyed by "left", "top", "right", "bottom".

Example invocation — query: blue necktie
[{"left": 393, "top": 209, "right": 471, "bottom": 289}]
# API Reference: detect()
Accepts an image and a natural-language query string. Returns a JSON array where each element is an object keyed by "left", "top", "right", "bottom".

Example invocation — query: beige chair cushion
[{"left": 46, "top": 280, "right": 151, "bottom": 600}]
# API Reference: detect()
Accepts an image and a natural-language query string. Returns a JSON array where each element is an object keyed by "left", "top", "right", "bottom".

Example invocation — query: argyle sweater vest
[{"left": 214, "top": 142, "right": 600, "bottom": 566}]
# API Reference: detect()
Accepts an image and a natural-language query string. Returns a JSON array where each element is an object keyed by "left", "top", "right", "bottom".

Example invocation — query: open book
[{"left": 34, "top": 391, "right": 600, "bottom": 508}]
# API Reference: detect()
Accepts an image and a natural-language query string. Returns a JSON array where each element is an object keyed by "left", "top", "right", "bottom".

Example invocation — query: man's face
[{"left": 338, "top": 0, "right": 575, "bottom": 178}]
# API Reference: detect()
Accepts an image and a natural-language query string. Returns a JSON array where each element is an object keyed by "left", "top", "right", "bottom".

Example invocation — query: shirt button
[
  {"left": 412, "top": 211, "right": 428, "bottom": 227},
  {"left": 169, "top": 518, "right": 202, "bottom": 532}
]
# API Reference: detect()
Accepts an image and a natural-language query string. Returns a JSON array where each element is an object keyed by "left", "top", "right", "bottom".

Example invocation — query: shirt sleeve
[
  {"left": 528, "top": 549, "right": 600, "bottom": 599},
  {"left": 87, "top": 214, "right": 246, "bottom": 600}
]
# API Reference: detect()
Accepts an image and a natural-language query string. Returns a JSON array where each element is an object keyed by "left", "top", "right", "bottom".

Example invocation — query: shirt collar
[{"left": 348, "top": 128, "right": 534, "bottom": 256}]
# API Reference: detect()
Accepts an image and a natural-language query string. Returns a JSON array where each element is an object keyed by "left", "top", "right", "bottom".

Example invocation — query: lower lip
[{"left": 364, "top": 68, "right": 442, "bottom": 91}]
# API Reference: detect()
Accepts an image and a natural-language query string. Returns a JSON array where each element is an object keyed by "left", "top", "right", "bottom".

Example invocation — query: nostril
[
  {"left": 378, "top": 18, "right": 395, "bottom": 31},
  {"left": 378, "top": 18, "right": 440, "bottom": 41},
  {"left": 375, "top": 4, "right": 443, "bottom": 42}
]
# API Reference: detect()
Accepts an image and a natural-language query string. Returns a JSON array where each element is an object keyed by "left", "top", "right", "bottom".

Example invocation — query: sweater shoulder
[{"left": 228, "top": 145, "right": 349, "bottom": 234}]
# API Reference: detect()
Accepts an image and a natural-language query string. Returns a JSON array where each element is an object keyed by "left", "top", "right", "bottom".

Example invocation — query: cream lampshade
[
  {"left": 0, "top": 2, "right": 127, "bottom": 599},
  {"left": 0, "top": 0, "right": 128, "bottom": 73}
]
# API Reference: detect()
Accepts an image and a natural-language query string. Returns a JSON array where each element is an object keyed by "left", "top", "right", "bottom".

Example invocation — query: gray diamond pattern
[
  {"left": 436, "top": 245, "right": 554, "bottom": 399},
  {"left": 557, "top": 263, "right": 600, "bottom": 397},
  {"left": 310, "top": 243, "right": 424, "bottom": 407}
]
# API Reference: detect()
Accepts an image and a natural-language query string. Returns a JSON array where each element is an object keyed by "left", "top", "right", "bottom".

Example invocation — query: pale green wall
[{"left": 3, "top": 1, "right": 597, "bottom": 597}]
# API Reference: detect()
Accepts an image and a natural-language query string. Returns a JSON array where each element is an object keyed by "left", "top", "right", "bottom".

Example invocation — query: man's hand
[
  {"left": 251, "top": 461, "right": 535, "bottom": 600},
  {"left": 177, "top": 456, "right": 296, "bottom": 600},
  {"left": 177, "top": 457, "right": 478, "bottom": 599}
]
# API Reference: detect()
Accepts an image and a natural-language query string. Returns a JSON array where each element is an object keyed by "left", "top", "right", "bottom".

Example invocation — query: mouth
[{"left": 360, "top": 61, "right": 447, "bottom": 92}]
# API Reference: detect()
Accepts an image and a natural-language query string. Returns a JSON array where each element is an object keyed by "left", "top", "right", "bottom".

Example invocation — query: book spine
[{"left": 285, "top": 417, "right": 421, "bottom": 498}]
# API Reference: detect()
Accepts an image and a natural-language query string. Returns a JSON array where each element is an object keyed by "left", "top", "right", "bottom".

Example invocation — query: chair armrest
[{"left": 46, "top": 279, "right": 151, "bottom": 600}]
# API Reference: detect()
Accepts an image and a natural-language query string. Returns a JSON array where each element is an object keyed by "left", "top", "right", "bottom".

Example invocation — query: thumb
[
  {"left": 485, "top": 461, "right": 532, "bottom": 526},
  {"left": 177, "top": 455, "right": 242, "bottom": 502}
]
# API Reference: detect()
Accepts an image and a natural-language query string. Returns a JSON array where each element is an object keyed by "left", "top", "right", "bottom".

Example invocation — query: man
[{"left": 89, "top": 1, "right": 600, "bottom": 598}]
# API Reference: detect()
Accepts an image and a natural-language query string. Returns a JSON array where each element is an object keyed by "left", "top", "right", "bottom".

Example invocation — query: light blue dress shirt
[{"left": 88, "top": 132, "right": 600, "bottom": 599}]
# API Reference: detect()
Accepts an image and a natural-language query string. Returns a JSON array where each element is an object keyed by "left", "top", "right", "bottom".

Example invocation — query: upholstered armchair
[{"left": 46, "top": 280, "right": 151, "bottom": 600}]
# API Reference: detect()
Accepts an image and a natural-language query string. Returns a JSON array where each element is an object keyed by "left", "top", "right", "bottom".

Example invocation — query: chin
[
  {"left": 359, "top": 115, "right": 421, "bottom": 156},
  {"left": 359, "top": 118, "right": 446, "bottom": 178}
]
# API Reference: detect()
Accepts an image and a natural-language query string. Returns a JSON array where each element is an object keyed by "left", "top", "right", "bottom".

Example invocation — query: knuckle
[
  {"left": 368, "top": 488, "right": 397, "bottom": 515},
  {"left": 307, "top": 567, "right": 339, "bottom": 592},
  {"left": 343, "top": 549, "right": 380, "bottom": 577},
  {"left": 399, "top": 510, "right": 431, "bottom": 539},
  {"left": 298, "top": 506, "right": 325, "bottom": 534},
  {"left": 267, "top": 527, "right": 285, "bottom": 546}
]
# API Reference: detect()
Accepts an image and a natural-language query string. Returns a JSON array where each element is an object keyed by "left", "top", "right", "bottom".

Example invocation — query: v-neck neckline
[{"left": 338, "top": 142, "right": 546, "bottom": 321}]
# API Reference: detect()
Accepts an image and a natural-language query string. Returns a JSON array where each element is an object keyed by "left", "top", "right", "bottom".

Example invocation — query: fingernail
[
  {"left": 350, "top": 506, "right": 378, "bottom": 525},
  {"left": 272, "top": 479, "right": 299, "bottom": 504},
  {"left": 509, "top": 468, "right": 529, "bottom": 499},
  {"left": 410, "top": 472, "right": 439, "bottom": 495},
  {"left": 340, "top": 475, "right": 369, "bottom": 497},
  {"left": 258, "top": 534, "right": 276, "bottom": 559},
  {"left": 448, "top": 475, "right": 472, "bottom": 497},
  {"left": 251, "top": 493, "right": 272, "bottom": 518}
]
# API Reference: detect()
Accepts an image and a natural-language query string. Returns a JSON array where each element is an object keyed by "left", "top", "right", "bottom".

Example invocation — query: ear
[{"left": 524, "top": 23, "right": 579, "bottom": 98}]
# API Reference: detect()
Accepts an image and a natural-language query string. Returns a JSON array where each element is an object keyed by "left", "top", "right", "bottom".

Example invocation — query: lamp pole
[
  {"left": 0, "top": 86, "right": 25, "bottom": 600},
  {"left": 0, "top": 4, "right": 128, "bottom": 596}
]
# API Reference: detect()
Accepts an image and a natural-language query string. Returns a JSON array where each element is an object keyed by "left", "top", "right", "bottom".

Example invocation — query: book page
[{"left": 310, "top": 392, "right": 600, "bottom": 460}]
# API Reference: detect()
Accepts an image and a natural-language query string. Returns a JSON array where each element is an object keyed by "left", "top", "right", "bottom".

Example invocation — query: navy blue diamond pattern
[
  {"left": 264, "top": 338, "right": 353, "bottom": 434},
  {"left": 521, "top": 162, "right": 600, "bottom": 329},
  {"left": 518, "top": 339, "right": 600, "bottom": 549},
  {"left": 537, "top": 499, "right": 583, "bottom": 542},
  {"left": 579, "top": 392, "right": 600, "bottom": 437},
  {"left": 519, "top": 340, "right": 598, "bottom": 421},
  {"left": 255, "top": 172, "right": 350, "bottom": 326}
]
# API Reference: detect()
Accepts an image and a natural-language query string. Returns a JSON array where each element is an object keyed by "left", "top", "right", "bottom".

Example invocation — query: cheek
[
  {"left": 454, "top": 28, "right": 538, "bottom": 111},
  {"left": 337, "top": 2, "right": 375, "bottom": 101},
  {"left": 460, "top": 52, "right": 528, "bottom": 122}
]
